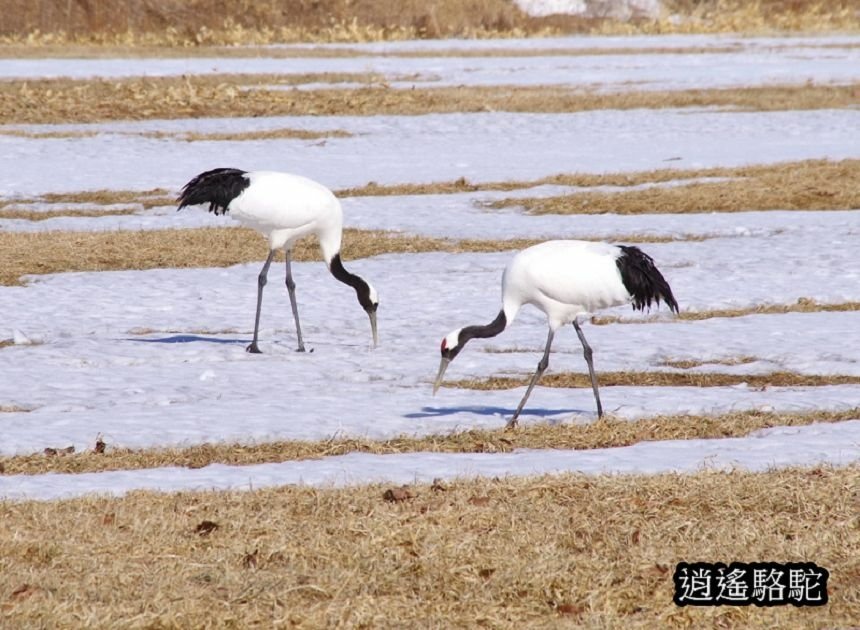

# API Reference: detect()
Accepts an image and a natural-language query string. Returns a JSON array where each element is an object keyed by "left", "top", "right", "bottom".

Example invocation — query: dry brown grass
[
  {"left": 0, "top": 408, "right": 28, "bottom": 415},
  {"left": 338, "top": 159, "right": 858, "bottom": 200},
  {"left": 594, "top": 298, "right": 860, "bottom": 324},
  {"left": 0, "top": 0, "right": 538, "bottom": 43},
  {"left": 0, "top": 228, "right": 715, "bottom": 286},
  {"left": 0, "top": 208, "right": 137, "bottom": 221},
  {"left": 7, "top": 159, "right": 847, "bottom": 207},
  {"left": 663, "top": 0, "right": 860, "bottom": 34},
  {"left": 0, "top": 227, "right": 447, "bottom": 286},
  {"left": 2, "top": 408, "right": 857, "bottom": 477},
  {"left": 3, "top": 41, "right": 858, "bottom": 60},
  {"left": 3, "top": 76, "right": 858, "bottom": 124},
  {"left": 155, "top": 128, "right": 352, "bottom": 142},
  {"left": 490, "top": 159, "right": 860, "bottom": 215},
  {"left": 1, "top": 0, "right": 857, "bottom": 44},
  {"left": 3, "top": 187, "right": 174, "bottom": 211},
  {"left": 0, "top": 43, "right": 759, "bottom": 59},
  {"left": 659, "top": 356, "right": 758, "bottom": 369},
  {"left": 1, "top": 466, "right": 858, "bottom": 627},
  {"left": 0, "top": 127, "right": 352, "bottom": 142},
  {"left": 446, "top": 370, "right": 860, "bottom": 391}
]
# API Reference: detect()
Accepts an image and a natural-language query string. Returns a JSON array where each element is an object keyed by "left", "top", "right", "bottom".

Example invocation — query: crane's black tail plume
[
  {"left": 616, "top": 245, "right": 679, "bottom": 313},
  {"left": 177, "top": 168, "right": 250, "bottom": 215}
]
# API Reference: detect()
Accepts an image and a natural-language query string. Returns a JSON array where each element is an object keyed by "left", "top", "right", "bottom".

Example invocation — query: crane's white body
[
  {"left": 501, "top": 241, "right": 631, "bottom": 330},
  {"left": 229, "top": 171, "right": 343, "bottom": 261}
]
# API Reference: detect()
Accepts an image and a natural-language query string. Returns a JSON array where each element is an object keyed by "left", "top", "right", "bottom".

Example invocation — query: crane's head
[
  {"left": 328, "top": 253, "right": 379, "bottom": 347},
  {"left": 359, "top": 282, "right": 380, "bottom": 348},
  {"left": 433, "top": 328, "right": 465, "bottom": 394}
]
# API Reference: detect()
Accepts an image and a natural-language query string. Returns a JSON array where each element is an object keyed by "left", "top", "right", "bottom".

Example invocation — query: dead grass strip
[
  {"left": 10, "top": 187, "right": 172, "bottom": 208},
  {"left": 446, "top": 371, "right": 860, "bottom": 391},
  {"left": 1, "top": 408, "right": 857, "bottom": 477},
  {"left": 34, "top": 40, "right": 860, "bottom": 61},
  {"left": 2, "top": 465, "right": 858, "bottom": 627},
  {"left": 0, "top": 227, "right": 440, "bottom": 286},
  {"left": 3, "top": 76, "right": 858, "bottom": 124},
  {"left": 0, "top": 127, "right": 352, "bottom": 141},
  {"left": 2, "top": 42, "right": 856, "bottom": 60},
  {"left": 336, "top": 159, "right": 858, "bottom": 200},
  {"left": 7, "top": 158, "right": 847, "bottom": 211},
  {"left": 2, "top": 36, "right": 857, "bottom": 58},
  {"left": 0, "top": 44, "right": 761, "bottom": 60},
  {"left": 658, "top": 356, "right": 759, "bottom": 369},
  {"left": 0, "top": 228, "right": 716, "bottom": 286},
  {"left": 490, "top": 159, "right": 860, "bottom": 215},
  {"left": 0, "top": 208, "right": 137, "bottom": 221},
  {"left": 594, "top": 299, "right": 860, "bottom": 324}
]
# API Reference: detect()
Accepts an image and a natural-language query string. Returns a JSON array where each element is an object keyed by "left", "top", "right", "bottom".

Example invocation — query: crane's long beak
[
  {"left": 433, "top": 358, "right": 451, "bottom": 395},
  {"left": 369, "top": 311, "right": 378, "bottom": 348}
]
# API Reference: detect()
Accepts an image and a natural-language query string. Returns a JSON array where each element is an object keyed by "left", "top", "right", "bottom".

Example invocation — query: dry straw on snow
[
  {"left": 2, "top": 77, "right": 858, "bottom": 125},
  {"left": 0, "top": 228, "right": 711, "bottom": 286},
  {"left": 490, "top": 159, "right": 860, "bottom": 215},
  {"left": 447, "top": 370, "right": 860, "bottom": 391},
  {"left": 1, "top": 159, "right": 855, "bottom": 285},
  {"left": 1, "top": 408, "right": 858, "bottom": 476}
]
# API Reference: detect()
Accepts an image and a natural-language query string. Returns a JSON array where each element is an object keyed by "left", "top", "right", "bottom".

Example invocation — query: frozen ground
[
  {"left": 1, "top": 35, "right": 859, "bottom": 501},
  {"left": 2, "top": 421, "right": 858, "bottom": 502},
  {"left": 2, "top": 35, "right": 859, "bottom": 94}
]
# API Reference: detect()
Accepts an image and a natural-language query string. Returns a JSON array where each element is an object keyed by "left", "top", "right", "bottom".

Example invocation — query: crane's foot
[
  {"left": 246, "top": 342, "right": 263, "bottom": 354},
  {"left": 296, "top": 344, "right": 306, "bottom": 353},
  {"left": 505, "top": 418, "right": 519, "bottom": 431}
]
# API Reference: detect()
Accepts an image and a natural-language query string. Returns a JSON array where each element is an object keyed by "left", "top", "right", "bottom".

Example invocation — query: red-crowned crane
[
  {"left": 433, "top": 240, "right": 678, "bottom": 427},
  {"left": 178, "top": 168, "right": 378, "bottom": 353}
]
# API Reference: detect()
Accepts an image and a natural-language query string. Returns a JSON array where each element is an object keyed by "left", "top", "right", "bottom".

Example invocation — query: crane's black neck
[
  {"left": 330, "top": 254, "right": 375, "bottom": 312},
  {"left": 443, "top": 310, "right": 507, "bottom": 361},
  {"left": 461, "top": 310, "right": 507, "bottom": 345}
]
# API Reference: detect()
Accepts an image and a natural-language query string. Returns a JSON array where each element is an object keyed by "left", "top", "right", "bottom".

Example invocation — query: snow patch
[{"left": 514, "top": 0, "right": 662, "bottom": 19}]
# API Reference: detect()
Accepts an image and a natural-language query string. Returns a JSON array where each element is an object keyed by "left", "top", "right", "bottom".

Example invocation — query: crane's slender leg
[
  {"left": 508, "top": 329, "right": 555, "bottom": 429},
  {"left": 573, "top": 320, "right": 603, "bottom": 418},
  {"left": 247, "top": 250, "right": 276, "bottom": 354},
  {"left": 284, "top": 251, "right": 306, "bottom": 352}
]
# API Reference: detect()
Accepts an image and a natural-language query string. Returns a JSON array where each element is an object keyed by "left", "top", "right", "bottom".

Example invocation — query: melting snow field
[{"left": 1, "top": 34, "right": 859, "bottom": 501}]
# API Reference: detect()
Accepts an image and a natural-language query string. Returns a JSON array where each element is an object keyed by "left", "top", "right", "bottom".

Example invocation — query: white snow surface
[
  {"left": 3, "top": 247, "right": 860, "bottom": 455},
  {"left": 2, "top": 109, "right": 859, "bottom": 196},
  {"left": 514, "top": 0, "right": 660, "bottom": 20},
  {"left": 2, "top": 35, "right": 859, "bottom": 93},
  {"left": 2, "top": 420, "right": 857, "bottom": 502},
  {"left": 2, "top": 35, "right": 860, "bottom": 502}
]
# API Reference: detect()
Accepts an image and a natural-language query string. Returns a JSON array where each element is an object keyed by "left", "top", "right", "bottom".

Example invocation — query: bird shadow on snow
[
  {"left": 405, "top": 405, "right": 583, "bottom": 421},
  {"left": 124, "top": 335, "right": 248, "bottom": 345}
]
